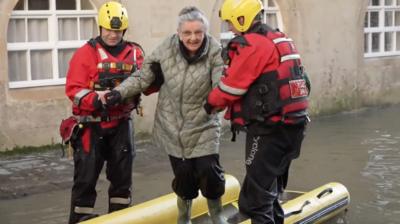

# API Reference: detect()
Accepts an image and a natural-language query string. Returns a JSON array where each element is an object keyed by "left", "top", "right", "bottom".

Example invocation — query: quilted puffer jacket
[{"left": 115, "top": 34, "right": 224, "bottom": 158}]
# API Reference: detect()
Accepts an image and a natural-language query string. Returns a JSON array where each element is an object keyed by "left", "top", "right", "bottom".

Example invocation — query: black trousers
[
  {"left": 169, "top": 154, "right": 225, "bottom": 200},
  {"left": 239, "top": 123, "right": 306, "bottom": 224},
  {"left": 69, "top": 119, "right": 135, "bottom": 224}
]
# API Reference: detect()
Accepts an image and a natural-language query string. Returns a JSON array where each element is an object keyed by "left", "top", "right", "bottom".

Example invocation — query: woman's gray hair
[{"left": 177, "top": 6, "right": 209, "bottom": 32}]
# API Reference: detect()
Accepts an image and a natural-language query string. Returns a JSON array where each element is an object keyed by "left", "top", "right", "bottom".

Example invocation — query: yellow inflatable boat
[{"left": 81, "top": 175, "right": 350, "bottom": 224}]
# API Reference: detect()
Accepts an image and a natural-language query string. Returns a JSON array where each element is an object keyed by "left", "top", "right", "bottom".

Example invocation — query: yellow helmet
[
  {"left": 98, "top": 1, "right": 128, "bottom": 31},
  {"left": 220, "top": 0, "right": 263, "bottom": 32}
]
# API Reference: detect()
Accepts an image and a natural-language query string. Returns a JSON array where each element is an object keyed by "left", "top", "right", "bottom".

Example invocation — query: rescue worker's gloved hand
[
  {"left": 144, "top": 62, "right": 165, "bottom": 96},
  {"left": 203, "top": 102, "right": 214, "bottom": 114},
  {"left": 105, "top": 90, "right": 122, "bottom": 106},
  {"left": 150, "top": 62, "right": 164, "bottom": 86},
  {"left": 93, "top": 94, "right": 103, "bottom": 110}
]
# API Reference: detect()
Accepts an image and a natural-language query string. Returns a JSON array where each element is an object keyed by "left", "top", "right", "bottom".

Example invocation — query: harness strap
[
  {"left": 97, "top": 62, "right": 133, "bottom": 71},
  {"left": 74, "top": 114, "right": 130, "bottom": 123},
  {"left": 284, "top": 200, "right": 311, "bottom": 218},
  {"left": 231, "top": 125, "right": 237, "bottom": 142},
  {"left": 269, "top": 112, "right": 310, "bottom": 124},
  {"left": 230, "top": 123, "right": 247, "bottom": 142}
]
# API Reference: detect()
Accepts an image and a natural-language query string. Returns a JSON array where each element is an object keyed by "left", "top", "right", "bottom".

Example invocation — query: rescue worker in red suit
[
  {"left": 204, "top": 0, "right": 310, "bottom": 223},
  {"left": 65, "top": 2, "right": 144, "bottom": 223}
]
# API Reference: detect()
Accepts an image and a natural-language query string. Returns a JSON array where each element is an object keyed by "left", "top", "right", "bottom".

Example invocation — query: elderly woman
[{"left": 104, "top": 6, "right": 227, "bottom": 224}]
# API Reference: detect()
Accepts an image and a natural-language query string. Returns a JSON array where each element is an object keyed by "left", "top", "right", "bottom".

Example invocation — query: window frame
[
  {"left": 364, "top": 0, "right": 400, "bottom": 58},
  {"left": 7, "top": 0, "right": 97, "bottom": 89}
]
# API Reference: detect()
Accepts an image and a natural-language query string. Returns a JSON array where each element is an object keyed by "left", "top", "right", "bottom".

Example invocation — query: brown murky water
[{"left": 0, "top": 105, "right": 399, "bottom": 224}]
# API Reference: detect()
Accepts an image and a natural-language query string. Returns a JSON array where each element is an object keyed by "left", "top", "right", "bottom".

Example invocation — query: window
[
  {"left": 220, "top": 0, "right": 283, "bottom": 46},
  {"left": 7, "top": 0, "right": 98, "bottom": 89},
  {"left": 364, "top": 0, "right": 400, "bottom": 57}
]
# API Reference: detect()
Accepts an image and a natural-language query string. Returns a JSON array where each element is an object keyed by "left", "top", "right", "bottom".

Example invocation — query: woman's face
[
  {"left": 101, "top": 27, "right": 124, "bottom": 46},
  {"left": 178, "top": 20, "right": 205, "bottom": 55}
]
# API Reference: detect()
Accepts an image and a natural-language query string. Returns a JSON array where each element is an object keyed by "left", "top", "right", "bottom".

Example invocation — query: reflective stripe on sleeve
[
  {"left": 272, "top": 37, "right": 293, "bottom": 44},
  {"left": 73, "top": 89, "right": 92, "bottom": 106},
  {"left": 281, "top": 54, "right": 301, "bottom": 62},
  {"left": 218, "top": 81, "right": 247, "bottom": 96},
  {"left": 74, "top": 206, "right": 94, "bottom": 214},
  {"left": 133, "top": 48, "right": 137, "bottom": 63},
  {"left": 110, "top": 197, "right": 131, "bottom": 205}
]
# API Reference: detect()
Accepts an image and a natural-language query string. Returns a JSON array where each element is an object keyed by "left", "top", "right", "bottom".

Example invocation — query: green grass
[{"left": 0, "top": 144, "right": 62, "bottom": 157}]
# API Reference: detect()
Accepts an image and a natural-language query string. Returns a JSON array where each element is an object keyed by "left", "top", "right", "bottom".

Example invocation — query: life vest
[
  {"left": 64, "top": 39, "right": 144, "bottom": 153},
  {"left": 225, "top": 26, "right": 309, "bottom": 128},
  {"left": 88, "top": 38, "right": 143, "bottom": 115}
]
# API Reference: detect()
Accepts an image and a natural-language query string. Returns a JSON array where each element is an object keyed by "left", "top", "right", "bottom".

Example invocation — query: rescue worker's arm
[
  {"left": 65, "top": 46, "right": 100, "bottom": 111},
  {"left": 207, "top": 42, "right": 271, "bottom": 110},
  {"left": 135, "top": 45, "right": 145, "bottom": 70},
  {"left": 142, "top": 62, "right": 164, "bottom": 95}
]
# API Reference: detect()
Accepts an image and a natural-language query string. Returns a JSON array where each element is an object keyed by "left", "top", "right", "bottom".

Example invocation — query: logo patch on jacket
[{"left": 289, "top": 79, "right": 308, "bottom": 98}]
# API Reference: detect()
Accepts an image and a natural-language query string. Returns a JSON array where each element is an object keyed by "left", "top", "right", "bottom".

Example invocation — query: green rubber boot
[
  {"left": 177, "top": 197, "right": 192, "bottom": 224},
  {"left": 207, "top": 198, "right": 228, "bottom": 224}
]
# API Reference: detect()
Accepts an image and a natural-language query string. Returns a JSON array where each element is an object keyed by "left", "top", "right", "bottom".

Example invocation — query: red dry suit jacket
[
  {"left": 207, "top": 28, "right": 280, "bottom": 125},
  {"left": 65, "top": 39, "right": 144, "bottom": 128}
]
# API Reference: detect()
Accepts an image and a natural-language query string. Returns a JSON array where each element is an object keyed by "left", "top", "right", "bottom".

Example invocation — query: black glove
[
  {"left": 105, "top": 90, "right": 122, "bottom": 106},
  {"left": 203, "top": 102, "right": 214, "bottom": 115},
  {"left": 92, "top": 94, "right": 103, "bottom": 110},
  {"left": 150, "top": 62, "right": 164, "bottom": 87}
]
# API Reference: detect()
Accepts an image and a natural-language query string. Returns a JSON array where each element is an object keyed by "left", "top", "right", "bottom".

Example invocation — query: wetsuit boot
[
  {"left": 69, "top": 212, "right": 98, "bottom": 224},
  {"left": 109, "top": 202, "right": 129, "bottom": 213}
]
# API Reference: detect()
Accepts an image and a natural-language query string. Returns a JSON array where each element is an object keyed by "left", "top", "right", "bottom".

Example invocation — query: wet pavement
[
  {"left": 0, "top": 152, "right": 73, "bottom": 200},
  {"left": 0, "top": 138, "right": 171, "bottom": 200}
]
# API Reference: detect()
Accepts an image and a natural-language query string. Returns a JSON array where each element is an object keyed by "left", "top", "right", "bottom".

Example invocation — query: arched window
[
  {"left": 7, "top": 0, "right": 98, "bottom": 88},
  {"left": 220, "top": 0, "right": 283, "bottom": 45},
  {"left": 364, "top": 0, "right": 400, "bottom": 57}
]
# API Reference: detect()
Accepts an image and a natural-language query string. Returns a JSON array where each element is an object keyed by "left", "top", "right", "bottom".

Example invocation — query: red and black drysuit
[
  {"left": 65, "top": 37, "right": 143, "bottom": 224},
  {"left": 206, "top": 23, "right": 309, "bottom": 224}
]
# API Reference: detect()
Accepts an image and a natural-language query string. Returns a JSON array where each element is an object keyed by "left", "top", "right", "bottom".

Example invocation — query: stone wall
[{"left": 1, "top": 0, "right": 400, "bottom": 150}]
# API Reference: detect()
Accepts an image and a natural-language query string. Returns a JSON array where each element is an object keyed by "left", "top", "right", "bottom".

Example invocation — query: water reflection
[
  {"left": 289, "top": 105, "right": 400, "bottom": 224},
  {"left": 360, "top": 130, "right": 400, "bottom": 224}
]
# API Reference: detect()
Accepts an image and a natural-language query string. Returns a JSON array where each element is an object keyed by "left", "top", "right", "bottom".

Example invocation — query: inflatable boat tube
[
  {"left": 81, "top": 175, "right": 349, "bottom": 224},
  {"left": 282, "top": 182, "right": 350, "bottom": 224}
]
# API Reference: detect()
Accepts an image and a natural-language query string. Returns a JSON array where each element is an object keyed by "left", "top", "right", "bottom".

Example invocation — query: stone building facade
[{"left": 0, "top": 0, "right": 398, "bottom": 150}]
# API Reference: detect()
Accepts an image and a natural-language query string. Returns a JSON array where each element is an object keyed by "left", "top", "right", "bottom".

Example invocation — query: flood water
[
  {"left": 1, "top": 105, "right": 400, "bottom": 224},
  {"left": 288, "top": 105, "right": 400, "bottom": 224}
]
